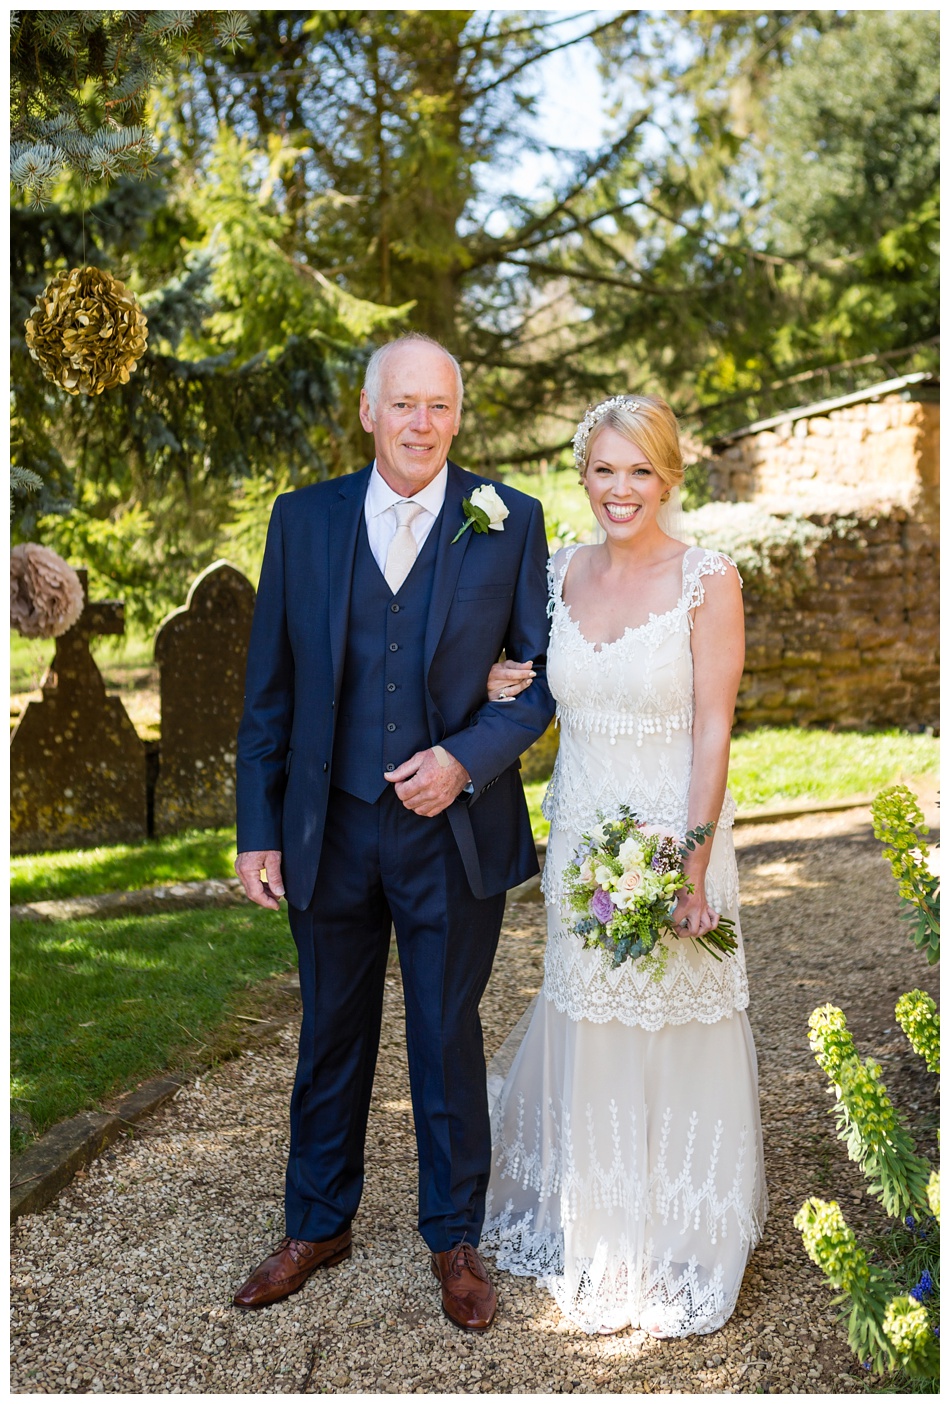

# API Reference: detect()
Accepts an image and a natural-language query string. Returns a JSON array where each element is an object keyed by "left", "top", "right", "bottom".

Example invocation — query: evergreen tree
[
  {"left": 559, "top": 9, "right": 940, "bottom": 439},
  {"left": 10, "top": 9, "right": 249, "bottom": 204},
  {"left": 158, "top": 9, "right": 649, "bottom": 464}
]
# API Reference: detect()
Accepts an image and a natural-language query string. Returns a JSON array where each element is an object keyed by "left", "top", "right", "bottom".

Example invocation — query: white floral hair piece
[{"left": 571, "top": 395, "right": 642, "bottom": 471}]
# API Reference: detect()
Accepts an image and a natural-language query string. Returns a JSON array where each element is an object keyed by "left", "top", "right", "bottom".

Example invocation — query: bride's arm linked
[
  {"left": 485, "top": 546, "right": 565, "bottom": 701},
  {"left": 674, "top": 562, "right": 745, "bottom": 940}
]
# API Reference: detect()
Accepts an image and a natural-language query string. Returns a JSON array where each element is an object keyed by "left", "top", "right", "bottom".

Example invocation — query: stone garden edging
[
  {"left": 11, "top": 875, "right": 247, "bottom": 924},
  {"left": 10, "top": 987, "right": 300, "bottom": 1223}
]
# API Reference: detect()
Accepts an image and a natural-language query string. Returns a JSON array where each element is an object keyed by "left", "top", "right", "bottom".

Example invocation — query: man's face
[{"left": 359, "top": 343, "right": 462, "bottom": 495}]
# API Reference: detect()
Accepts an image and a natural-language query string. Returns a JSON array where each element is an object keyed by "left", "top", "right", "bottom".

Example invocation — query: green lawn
[
  {"left": 9, "top": 724, "right": 937, "bottom": 1149},
  {"left": 11, "top": 828, "right": 238, "bottom": 906},
  {"left": 727, "top": 727, "right": 938, "bottom": 811},
  {"left": 11, "top": 904, "right": 293, "bottom": 1148},
  {"left": 11, "top": 730, "right": 938, "bottom": 899},
  {"left": 502, "top": 468, "right": 594, "bottom": 545},
  {"left": 11, "top": 627, "right": 156, "bottom": 694}
]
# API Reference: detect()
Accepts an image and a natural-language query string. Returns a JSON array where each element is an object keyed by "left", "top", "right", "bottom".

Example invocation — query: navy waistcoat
[{"left": 331, "top": 512, "right": 441, "bottom": 804}]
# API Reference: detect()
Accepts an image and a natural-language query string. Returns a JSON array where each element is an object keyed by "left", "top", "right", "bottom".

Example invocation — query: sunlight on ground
[{"left": 739, "top": 859, "right": 826, "bottom": 907}]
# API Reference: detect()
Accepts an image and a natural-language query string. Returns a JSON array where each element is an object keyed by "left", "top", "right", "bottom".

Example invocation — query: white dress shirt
[
  {"left": 364, "top": 460, "right": 448, "bottom": 574},
  {"left": 361, "top": 458, "right": 473, "bottom": 788}
]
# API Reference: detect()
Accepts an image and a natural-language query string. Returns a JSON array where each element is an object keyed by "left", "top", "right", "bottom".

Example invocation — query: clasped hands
[{"left": 235, "top": 748, "right": 472, "bottom": 910}]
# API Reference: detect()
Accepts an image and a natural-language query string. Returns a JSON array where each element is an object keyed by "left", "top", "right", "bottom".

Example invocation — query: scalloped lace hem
[{"left": 482, "top": 1218, "right": 767, "bottom": 1337}]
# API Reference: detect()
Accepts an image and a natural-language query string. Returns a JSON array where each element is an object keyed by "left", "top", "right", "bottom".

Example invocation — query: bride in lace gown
[{"left": 480, "top": 394, "right": 767, "bottom": 1337}]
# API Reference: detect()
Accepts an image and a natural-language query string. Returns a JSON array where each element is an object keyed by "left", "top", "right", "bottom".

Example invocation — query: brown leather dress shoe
[
  {"left": 232, "top": 1229, "right": 351, "bottom": 1308},
  {"left": 431, "top": 1242, "right": 497, "bottom": 1330}
]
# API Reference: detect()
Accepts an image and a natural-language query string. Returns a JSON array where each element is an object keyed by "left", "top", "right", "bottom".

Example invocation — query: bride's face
[{"left": 583, "top": 427, "right": 667, "bottom": 539}]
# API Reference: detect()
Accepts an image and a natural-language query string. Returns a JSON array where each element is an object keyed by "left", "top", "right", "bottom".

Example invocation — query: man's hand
[
  {"left": 235, "top": 849, "right": 285, "bottom": 910},
  {"left": 384, "top": 747, "right": 471, "bottom": 818}
]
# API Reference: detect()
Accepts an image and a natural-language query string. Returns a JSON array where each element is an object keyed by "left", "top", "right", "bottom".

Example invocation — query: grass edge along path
[{"left": 11, "top": 904, "right": 295, "bottom": 1153}]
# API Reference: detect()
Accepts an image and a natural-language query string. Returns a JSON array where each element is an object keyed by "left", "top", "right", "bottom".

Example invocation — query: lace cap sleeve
[
  {"left": 682, "top": 547, "right": 743, "bottom": 618},
  {"left": 546, "top": 544, "right": 580, "bottom": 618}
]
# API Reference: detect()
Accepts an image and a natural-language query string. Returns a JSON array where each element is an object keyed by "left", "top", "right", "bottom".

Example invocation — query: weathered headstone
[
  {"left": 153, "top": 560, "right": 256, "bottom": 835},
  {"left": 10, "top": 570, "right": 147, "bottom": 853}
]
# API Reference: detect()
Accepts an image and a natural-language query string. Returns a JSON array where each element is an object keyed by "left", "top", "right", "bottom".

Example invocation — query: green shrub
[
  {"left": 683, "top": 501, "right": 849, "bottom": 605},
  {"left": 796, "top": 787, "right": 940, "bottom": 1385}
]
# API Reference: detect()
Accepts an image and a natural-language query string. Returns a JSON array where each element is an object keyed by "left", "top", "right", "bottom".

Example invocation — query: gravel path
[{"left": 11, "top": 805, "right": 939, "bottom": 1395}]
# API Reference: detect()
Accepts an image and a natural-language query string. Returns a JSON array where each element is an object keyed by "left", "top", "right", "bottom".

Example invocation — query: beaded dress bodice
[{"left": 540, "top": 544, "right": 749, "bottom": 1029}]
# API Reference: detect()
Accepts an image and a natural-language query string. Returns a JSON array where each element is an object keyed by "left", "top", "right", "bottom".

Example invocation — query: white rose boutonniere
[{"left": 452, "top": 482, "right": 510, "bottom": 543}]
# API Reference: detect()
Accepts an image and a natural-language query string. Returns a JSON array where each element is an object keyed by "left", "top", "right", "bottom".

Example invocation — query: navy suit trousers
[{"left": 285, "top": 784, "right": 507, "bottom": 1252}]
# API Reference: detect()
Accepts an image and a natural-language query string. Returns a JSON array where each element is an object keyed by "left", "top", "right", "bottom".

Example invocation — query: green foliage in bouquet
[
  {"left": 871, "top": 785, "right": 939, "bottom": 965},
  {"left": 795, "top": 785, "right": 940, "bottom": 1384}
]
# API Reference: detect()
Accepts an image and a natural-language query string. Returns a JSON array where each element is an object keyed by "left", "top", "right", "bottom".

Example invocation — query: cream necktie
[{"left": 383, "top": 499, "right": 425, "bottom": 593}]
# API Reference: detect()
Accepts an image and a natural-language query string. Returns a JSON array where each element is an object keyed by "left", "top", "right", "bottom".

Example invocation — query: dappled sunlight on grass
[
  {"left": 727, "top": 727, "right": 938, "bottom": 810},
  {"left": 502, "top": 470, "right": 595, "bottom": 547},
  {"left": 11, "top": 828, "right": 238, "bottom": 905},
  {"left": 525, "top": 729, "right": 938, "bottom": 844},
  {"left": 10, "top": 906, "right": 293, "bottom": 1143}
]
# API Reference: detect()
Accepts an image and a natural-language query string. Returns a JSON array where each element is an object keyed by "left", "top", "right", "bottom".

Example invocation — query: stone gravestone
[
  {"left": 153, "top": 560, "right": 256, "bottom": 835},
  {"left": 10, "top": 570, "right": 147, "bottom": 853}
]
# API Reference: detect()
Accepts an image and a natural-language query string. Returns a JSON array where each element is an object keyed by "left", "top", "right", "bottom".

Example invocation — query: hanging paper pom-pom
[
  {"left": 10, "top": 543, "right": 84, "bottom": 638},
  {"left": 24, "top": 266, "right": 149, "bottom": 395}
]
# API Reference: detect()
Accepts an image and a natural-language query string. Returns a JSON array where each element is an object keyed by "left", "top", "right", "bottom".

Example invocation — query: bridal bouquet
[{"left": 563, "top": 807, "right": 738, "bottom": 974}]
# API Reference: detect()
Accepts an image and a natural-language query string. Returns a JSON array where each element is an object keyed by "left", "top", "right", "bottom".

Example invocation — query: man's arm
[
  {"left": 436, "top": 497, "right": 554, "bottom": 798},
  {"left": 235, "top": 494, "right": 295, "bottom": 867}
]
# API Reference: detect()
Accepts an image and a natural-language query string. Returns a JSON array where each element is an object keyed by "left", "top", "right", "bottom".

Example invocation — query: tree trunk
[{"left": 386, "top": 14, "right": 470, "bottom": 346}]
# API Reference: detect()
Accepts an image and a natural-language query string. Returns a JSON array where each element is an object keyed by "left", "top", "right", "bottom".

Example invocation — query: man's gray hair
[{"left": 363, "top": 333, "right": 464, "bottom": 415}]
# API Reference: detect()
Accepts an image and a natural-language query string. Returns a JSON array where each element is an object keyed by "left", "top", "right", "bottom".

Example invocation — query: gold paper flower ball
[{"left": 25, "top": 266, "right": 149, "bottom": 396}]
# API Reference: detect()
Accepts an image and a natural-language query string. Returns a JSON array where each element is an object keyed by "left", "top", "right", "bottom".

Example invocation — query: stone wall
[
  {"left": 707, "top": 393, "right": 939, "bottom": 523},
  {"left": 736, "top": 508, "right": 938, "bottom": 732}
]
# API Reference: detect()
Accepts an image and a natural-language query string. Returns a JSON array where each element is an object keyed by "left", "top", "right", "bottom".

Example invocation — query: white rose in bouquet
[
  {"left": 612, "top": 865, "right": 645, "bottom": 911},
  {"left": 618, "top": 836, "right": 646, "bottom": 868}
]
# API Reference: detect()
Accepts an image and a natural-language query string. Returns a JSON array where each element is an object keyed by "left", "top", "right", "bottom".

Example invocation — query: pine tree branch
[
  {"left": 457, "top": 11, "right": 599, "bottom": 84},
  {"left": 686, "top": 337, "right": 941, "bottom": 422},
  {"left": 502, "top": 255, "right": 709, "bottom": 297},
  {"left": 466, "top": 14, "right": 634, "bottom": 99},
  {"left": 634, "top": 198, "right": 854, "bottom": 271},
  {"left": 498, "top": 197, "right": 649, "bottom": 259},
  {"left": 464, "top": 117, "right": 651, "bottom": 272}
]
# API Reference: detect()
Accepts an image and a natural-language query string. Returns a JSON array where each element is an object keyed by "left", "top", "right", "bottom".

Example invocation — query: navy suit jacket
[{"left": 236, "top": 460, "right": 555, "bottom": 909}]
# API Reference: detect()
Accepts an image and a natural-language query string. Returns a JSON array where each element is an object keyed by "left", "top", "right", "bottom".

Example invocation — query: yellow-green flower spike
[
  {"left": 808, "top": 1004, "right": 858, "bottom": 1082},
  {"left": 794, "top": 1198, "right": 870, "bottom": 1293},
  {"left": 926, "top": 1170, "right": 940, "bottom": 1226},
  {"left": 895, "top": 990, "right": 940, "bottom": 1074},
  {"left": 882, "top": 1296, "right": 932, "bottom": 1358}
]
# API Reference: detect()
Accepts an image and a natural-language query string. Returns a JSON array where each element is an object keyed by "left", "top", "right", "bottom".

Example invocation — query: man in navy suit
[{"left": 232, "top": 333, "right": 553, "bottom": 1329}]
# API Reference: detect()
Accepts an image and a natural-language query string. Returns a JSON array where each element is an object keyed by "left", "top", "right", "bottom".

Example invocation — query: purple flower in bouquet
[{"left": 590, "top": 887, "right": 614, "bottom": 924}]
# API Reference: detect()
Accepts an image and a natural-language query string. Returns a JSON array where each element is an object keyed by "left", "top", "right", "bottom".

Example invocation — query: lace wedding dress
[{"left": 481, "top": 544, "right": 767, "bottom": 1336}]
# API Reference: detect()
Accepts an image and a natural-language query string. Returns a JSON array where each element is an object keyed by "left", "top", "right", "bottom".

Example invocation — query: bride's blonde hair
[{"left": 580, "top": 394, "right": 684, "bottom": 490}]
